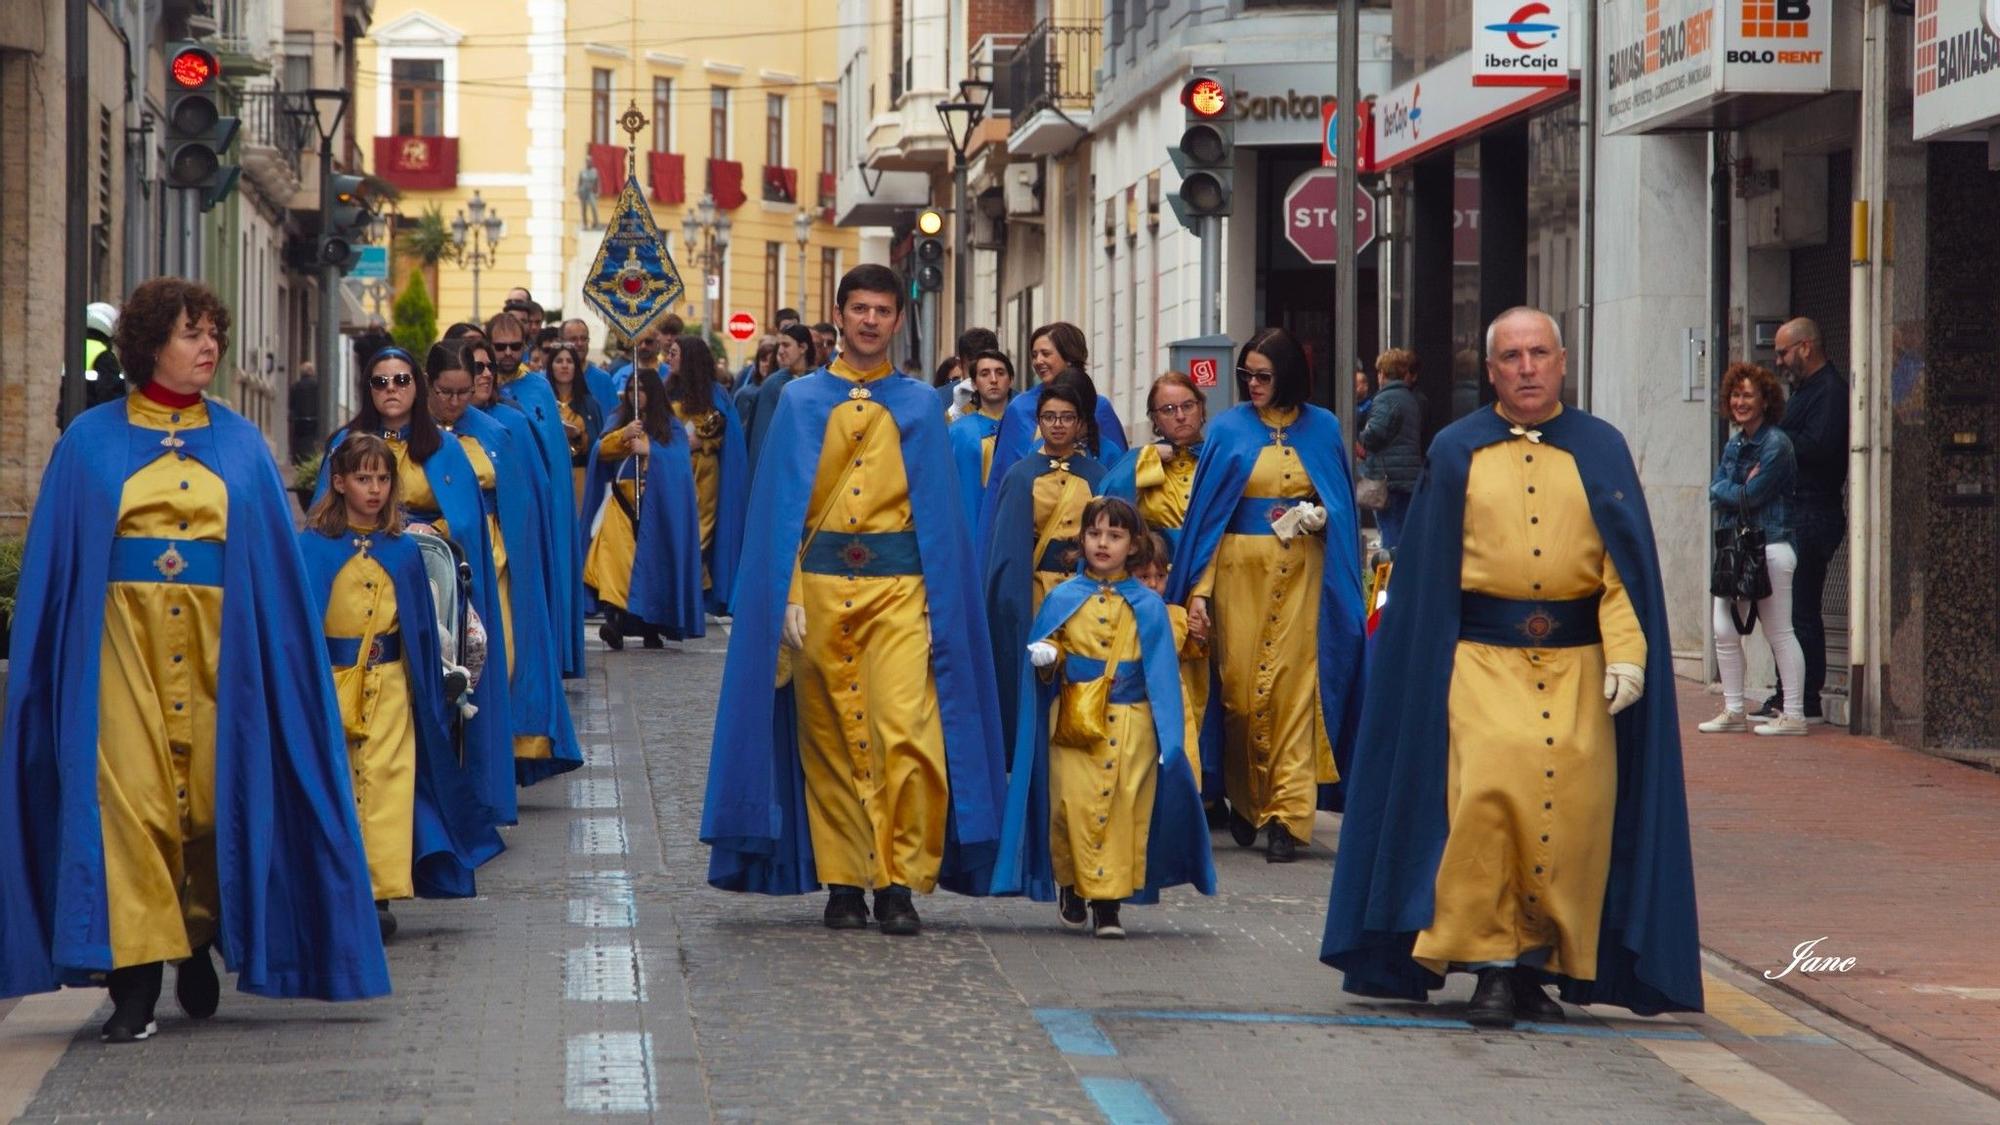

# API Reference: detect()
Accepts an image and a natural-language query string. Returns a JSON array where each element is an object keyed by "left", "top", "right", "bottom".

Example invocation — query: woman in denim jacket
[{"left": 1699, "top": 362, "right": 1807, "bottom": 736}]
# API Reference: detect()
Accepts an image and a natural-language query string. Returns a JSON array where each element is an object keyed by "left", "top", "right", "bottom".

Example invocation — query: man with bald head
[
  {"left": 1758, "top": 317, "right": 1847, "bottom": 723},
  {"left": 1323, "top": 306, "right": 1702, "bottom": 1029},
  {"left": 561, "top": 317, "right": 617, "bottom": 408}
]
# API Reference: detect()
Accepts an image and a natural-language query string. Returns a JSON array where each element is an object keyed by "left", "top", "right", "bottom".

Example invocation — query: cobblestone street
[{"left": 1, "top": 638, "right": 1996, "bottom": 1123}]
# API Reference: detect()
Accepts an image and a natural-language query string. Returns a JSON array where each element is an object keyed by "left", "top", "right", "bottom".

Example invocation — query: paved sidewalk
[{"left": 1677, "top": 678, "right": 2000, "bottom": 1098}]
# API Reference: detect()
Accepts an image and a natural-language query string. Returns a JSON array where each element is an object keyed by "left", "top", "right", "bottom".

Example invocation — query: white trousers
[{"left": 1713, "top": 541, "right": 1805, "bottom": 718}]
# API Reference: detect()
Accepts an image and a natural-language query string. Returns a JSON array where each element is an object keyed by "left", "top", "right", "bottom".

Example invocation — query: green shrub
[
  {"left": 293, "top": 452, "right": 323, "bottom": 494},
  {"left": 0, "top": 534, "right": 24, "bottom": 620},
  {"left": 391, "top": 271, "right": 437, "bottom": 359}
]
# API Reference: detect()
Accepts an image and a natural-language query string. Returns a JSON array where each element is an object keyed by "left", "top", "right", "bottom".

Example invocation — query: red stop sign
[
  {"left": 1283, "top": 168, "right": 1376, "bottom": 266},
  {"left": 726, "top": 311, "right": 758, "bottom": 341}
]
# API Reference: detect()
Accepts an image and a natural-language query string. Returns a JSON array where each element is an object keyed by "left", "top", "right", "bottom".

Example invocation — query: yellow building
[{"left": 356, "top": 5, "right": 857, "bottom": 366}]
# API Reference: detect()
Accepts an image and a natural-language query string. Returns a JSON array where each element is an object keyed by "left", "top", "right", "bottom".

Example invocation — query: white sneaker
[
  {"left": 1697, "top": 709, "right": 1748, "bottom": 733},
  {"left": 1754, "top": 715, "right": 1810, "bottom": 736}
]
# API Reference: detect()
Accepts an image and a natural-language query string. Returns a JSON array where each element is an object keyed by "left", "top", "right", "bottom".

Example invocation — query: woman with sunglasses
[
  {"left": 1166, "top": 328, "right": 1366, "bottom": 863},
  {"left": 545, "top": 342, "right": 604, "bottom": 507},
  {"left": 663, "top": 334, "right": 748, "bottom": 618},
  {"left": 582, "top": 368, "right": 705, "bottom": 648},
  {"left": 981, "top": 374, "right": 1108, "bottom": 753},
  {"left": 978, "top": 323, "right": 1129, "bottom": 537}
]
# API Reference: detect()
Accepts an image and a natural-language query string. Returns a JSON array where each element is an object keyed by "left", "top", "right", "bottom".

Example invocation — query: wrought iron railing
[
  {"left": 237, "top": 85, "right": 309, "bottom": 172},
  {"left": 995, "top": 19, "right": 1100, "bottom": 120}
]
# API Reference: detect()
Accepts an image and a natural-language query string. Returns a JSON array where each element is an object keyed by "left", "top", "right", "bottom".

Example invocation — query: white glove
[
  {"left": 1026, "top": 641, "right": 1059, "bottom": 668},
  {"left": 952, "top": 377, "right": 975, "bottom": 415},
  {"left": 1296, "top": 503, "right": 1328, "bottom": 532},
  {"left": 1604, "top": 662, "right": 1644, "bottom": 716},
  {"left": 1270, "top": 505, "right": 1306, "bottom": 542},
  {"left": 782, "top": 603, "right": 807, "bottom": 650}
]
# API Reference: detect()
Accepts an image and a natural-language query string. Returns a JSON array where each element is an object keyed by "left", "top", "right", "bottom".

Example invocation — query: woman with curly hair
[{"left": 0, "top": 277, "right": 389, "bottom": 1041}]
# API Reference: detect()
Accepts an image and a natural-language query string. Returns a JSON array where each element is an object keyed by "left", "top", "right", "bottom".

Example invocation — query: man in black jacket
[{"left": 1760, "top": 317, "right": 1847, "bottom": 723}]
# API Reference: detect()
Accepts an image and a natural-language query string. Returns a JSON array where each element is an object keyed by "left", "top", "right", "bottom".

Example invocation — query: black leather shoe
[
  {"left": 1264, "top": 825, "right": 1299, "bottom": 863},
  {"left": 102, "top": 962, "right": 163, "bottom": 1043},
  {"left": 823, "top": 885, "right": 868, "bottom": 930},
  {"left": 598, "top": 620, "right": 624, "bottom": 651},
  {"left": 1512, "top": 969, "right": 1566, "bottom": 1022},
  {"left": 1057, "top": 885, "right": 1088, "bottom": 930},
  {"left": 376, "top": 900, "right": 398, "bottom": 942},
  {"left": 1204, "top": 800, "right": 1230, "bottom": 830},
  {"left": 1089, "top": 901, "right": 1125, "bottom": 940},
  {"left": 1228, "top": 809, "right": 1259, "bottom": 848},
  {"left": 641, "top": 630, "right": 665, "bottom": 649},
  {"left": 1465, "top": 968, "right": 1517, "bottom": 1029},
  {"left": 874, "top": 885, "right": 921, "bottom": 936},
  {"left": 176, "top": 943, "right": 219, "bottom": 1020}
]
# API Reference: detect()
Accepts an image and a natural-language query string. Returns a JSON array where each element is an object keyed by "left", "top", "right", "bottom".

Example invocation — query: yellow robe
[
  {"left": 1028, "top": 458, "right": 1094, "bottom": 609},
  {"left": 674, "top": 401, "right": 724, "bottom": 594},
  {"left": 1411, "top": 414, "right": 1645, "bottom": 980},
  {"left": 787, "top": 356, "right": 949, "bottom": 892},
  {"left": 1045, "top": 577, "right": 1180, "bottom": 901},
  {"left": 1129, "top": 442, "right": 1206, "bottom": 779},
  {"left": 1191, "top": 407, "right": 1335, "bottom": 843},
  {"left": 557, "top": 396, "right": 590, "bottom": 506},
  {"left": 581, "top": 428, "right": 645, "bottom": 611},
  {"left": 978, "top": 405, "right": 1004, "bottom": 485},
  {"left": 98, "top": 392, "right": 225, "bottom": 966},
  {"left": 320, "top": 538, "right": 416, "bottom": 902},
  {"left": 449, "top": 431, "right": 551, "bottom": 760},
  {"left": 386, "top": 435, "right": 443, "bottom": 530}
]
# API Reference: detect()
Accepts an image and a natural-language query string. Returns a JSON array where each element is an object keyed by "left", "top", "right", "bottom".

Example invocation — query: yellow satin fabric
[
  {"left": 385, "top": 435, "right": 442, "bottom": 527},
  {"left": 97, "top": 394, "right": 225, "bottom": 966},
  {"left": 788, "top": 357, "right": 948, "bottom": 892},
  {"left": 321, "top": 544, "right": 416, "bottom": 902},
  {"left": 582, "top": 430, "right": 643, "bottom": 611},
  {"left": 1131, "top": 443, "right": 1205, "bottom": 789},
  {"left": 1045, "top": 580, "right": 1172, "bottom": 901},
  {"left": 1190, "top": 408, "right": 1333, "bottom": 842},
  {"left": 557, "top": 397, "right": 589, "bottom": 506},
  {"left": 1028, "top": 463, "right": 1093, "bottom": 608},
  {"left": 454, "top": 433, "right": 550, "bottom": 760},
  {"left": 979, "top": 405, "right": 1004, "bottom": 485},
  {"left": 674, "top": 402, "right": 724, "bottom": 593},
  {"left": 1411, "top": 416, "right": 1645, "bottom": 980}
]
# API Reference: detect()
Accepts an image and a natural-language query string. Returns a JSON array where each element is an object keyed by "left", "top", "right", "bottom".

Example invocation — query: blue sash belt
[
  {"left": 1037, "top": 539, "right": 1080, "bottom": 574},
  {"left": 801, "top": 530, "right": 923, "bottom": 577},
  {"left": 1063, "top": 655, "right": 1149, "bottom": 705},
  {"left": 108, "top": 537, "right": 225, "bottom": 586},
  {"left": 1227, "top": 496, "right": 1298, "bottom": 536},
  {"left": 326, "top": 632, "right": 403, "bottom": 669},
  {"left": 1459, "top": 591, "right": 1602, "bottom": 649}
]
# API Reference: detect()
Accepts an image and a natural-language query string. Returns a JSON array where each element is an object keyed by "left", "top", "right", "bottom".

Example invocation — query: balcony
[
  {"left": 996, "top": 19, "right": 1099, "bottom": 157},
  {"left": 237, "top": 85, "right": 307, "bottom": 204},
  {"left": 707, "top": 159, "right": 746, "bottom": 210},
  {"left": 762, "top": 166, "right": 798, "bottom": 204},
  {"left": 648, "top": 152, "right": 686, "bottom": 205},
  {"left": 373, "top": 135, "right": 458, "bottom": 192}
]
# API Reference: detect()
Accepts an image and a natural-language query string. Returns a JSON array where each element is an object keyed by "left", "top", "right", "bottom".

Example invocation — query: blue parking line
[
  {"left": 1036, "top": 1008, "right": 1117, "bottom": 1056},
  {"left": 1079, "top": 1077, "right": 1169, "bottom": 1125},
  {"left": 1107, "top": 1008, "right": 1829, "bottom": 1044}
]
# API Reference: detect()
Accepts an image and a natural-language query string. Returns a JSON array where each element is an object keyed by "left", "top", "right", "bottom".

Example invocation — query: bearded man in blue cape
[
  {"left": 700, "top": 264, "right": 1007, "bottom": 937},
  {"left": 1321, "top": 307, "right": 1702, "bottom": 1027}
]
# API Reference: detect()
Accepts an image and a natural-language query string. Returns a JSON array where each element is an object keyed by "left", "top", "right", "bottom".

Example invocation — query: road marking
[
  {"left": 1043, "top": 1007, "right": 1832, "bottom": 1046},
  {"left": 0, "top": 988, "right": 107, "bottom": 1120},
  {"left": 565, "top": 1031, "right": 656, "bottom": 1114},
  {"left": 1911, "top": 985, "right": 2000, "bottom": 1001},
  {"left": 569, "top": 871, "right": 637, "bottom": 928},
  {"left": 564, "top": 943, "right": 647, "bottom": 1003},
  {"left": 569, "top": 816, "right": 628, "bottom": 856},
  {"left": 1639, "top": 1039, "right": 1848, "bottom": 1123},
  {"left": 1035, "top": 1008, "right": 1118, "bottom": 1056},
  {"left": 1079, "top": 1077, "right": 1169, "bottom": 1125},
  {"left": 583, "top": 743, "right": 616, "bottom": 768},
  {"left": 570, "top": 777, "right": 620, "bottom": 809},
  {"left": 1701, "top": 971, "right": 1826, "bottom": 1040}
]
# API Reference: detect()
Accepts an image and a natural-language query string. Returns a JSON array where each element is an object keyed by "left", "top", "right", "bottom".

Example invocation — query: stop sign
[
  {"left": 726, "top": 311, "right": 757, "bottom": 341},
  {"left": 1283, "top": 168, "right": 1376, "bottom": 265}
]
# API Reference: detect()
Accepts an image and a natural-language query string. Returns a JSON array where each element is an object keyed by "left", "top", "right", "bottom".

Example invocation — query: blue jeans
[{"left": 1376, "top": 489, "right": 1414, "bottom": 553}]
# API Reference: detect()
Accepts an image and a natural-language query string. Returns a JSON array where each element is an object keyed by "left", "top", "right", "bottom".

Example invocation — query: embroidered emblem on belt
[
  {"left": 1268, "top": 504, "right": 1291, "bottom": 524},
  {"left": 839, "top": 539, "right": 876, "bottom": 571},
  {"left": 367, "top": 637, "right": 387, "bottom": 666},
  {"left": 1517, "top": 607, "right": 1558, "bottom": 643},
  {"left": 152, "top": 544, "right": 188, "bottom": 581}
]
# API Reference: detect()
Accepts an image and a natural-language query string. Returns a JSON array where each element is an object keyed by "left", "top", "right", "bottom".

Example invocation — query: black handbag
[{"left": 1710, "top": 498, "right": 1770, "bottom": 635}]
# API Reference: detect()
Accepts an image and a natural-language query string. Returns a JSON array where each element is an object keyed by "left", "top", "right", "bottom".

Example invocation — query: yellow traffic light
[{"left": 916, "top": 209, "right": 945, "bottom": 237}]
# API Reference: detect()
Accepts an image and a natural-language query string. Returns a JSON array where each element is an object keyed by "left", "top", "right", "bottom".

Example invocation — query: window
[
  {"left": 766, "top": 95, "right": 786, "bottom": 167},
  {"left": 765, "top": 242, "right": 782, "bottom": 326},
  {"left": 652, "top": 77, "right": 673, "bottom": 152},
  {"left": 820, "top": 248, "right": 838, "bottom": 322},
  {"left": 710, "top": 88, "right": 731, "bottom": 158},
  {"left": 591, "top": 68, "right": 613, "bottom": 146},
  {"left": 820, "top": 102, "right": 837, "bottom": 176},
  {"left": 392, "top": 59, "right": 443, "bottom": 136}
]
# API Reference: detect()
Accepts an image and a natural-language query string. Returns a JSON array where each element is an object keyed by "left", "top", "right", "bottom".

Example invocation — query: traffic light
[
  {"left": 1167, "top": 70, "right": 1234, "bottom": 230},
  {"left": 914, "top": 208, "right": 946, "bottom": 293},
  {"left": 320, "top": 173, "right": 373, "bottom": 273},
  {"left": 164, "top": 42, "right": 241, "bottom": 210}
]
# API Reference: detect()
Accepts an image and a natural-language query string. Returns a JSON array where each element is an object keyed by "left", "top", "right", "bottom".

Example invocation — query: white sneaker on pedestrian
[
  {"left": 1754, "top": 715, "right": 1810, "bottom": 737},
  {"left": 1697, "top": 709, "right": 1748, "bottom": 733}
]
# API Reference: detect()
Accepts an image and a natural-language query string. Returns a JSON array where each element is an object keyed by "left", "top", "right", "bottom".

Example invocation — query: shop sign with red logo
[
  {"left": 1473, "top": 0, "right": 1571, "bottom": 88},
  {"left": 1189, "top": 357, "right": 1219, "bottom": 387}
]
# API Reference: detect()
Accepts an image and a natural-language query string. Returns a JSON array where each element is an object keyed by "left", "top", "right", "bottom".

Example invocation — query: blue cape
[
  {"left": 1, "top": 397, "right": 389, "bottom": 1001},
  {"left": 298, "top": 529, "right": 504, "bottom": 898},
  {"left": 459, "top": 406, "right": 583, "bottom": 788},
  {"left": 977, "top": 390, "right": 1128, "bottom": 545},
  {"left": 1165, "top": 404, "right": 1366, "bottom": 802},
  {"left": 948, "top": 410, "right": 1004, "bottom": 531},
  {"left": 990, "top": 576, "right": 1215, "bottom": 904},
  {"left": 317, "top": 426, "right": 517, "bottom": 827},
  {"left": 699, "top": 367, "right": 1008, "bottom": 896},
  {"left": 980, "top": 452, "right": 1104, "bottom": 756},
  {"left": 1098, "top": 440, "right": 1205, "bottom": 556},
  {"left": 581, "top": 428, "right": 706, "bottom": 639},
  {"left": 584, "top": 365, "right": 618, "bottom": 421},
  {"left": 1319, "top": 406, "right": 1704, "bottom": 1016},
  {"left": 699, "top": 393, "right": 749, "bottom": 616},
  {"left": 745, "top": 368, "right": 798, "bottom": 476},
  {"left": 496, "top": 372, "right": 586, "bottom": 678}
]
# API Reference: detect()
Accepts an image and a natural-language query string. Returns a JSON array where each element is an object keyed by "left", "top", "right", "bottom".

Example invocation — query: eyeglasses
[
  {"left": 1237, "top": 367, "right": 1275, "bottom": 384},
  {"left": 468, "top": 361, "right": 494, "bottom": 374},
  {"left": 434, "top": 385, "right": 474, "bottom": 400},
  {"left": 1038, "top": 412, "right": 1081, "bottom": 426},
  {"left": 369, "top": 372, "right": 415, "bottom": 390},
  {"left": 492, "top": 340, "right": 525, "bottom": 352},
  {"left": 1151, "top": 401, "right": 1201, "bottom": 418}
]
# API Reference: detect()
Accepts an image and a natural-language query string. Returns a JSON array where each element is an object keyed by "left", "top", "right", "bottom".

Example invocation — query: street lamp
[
  {"left": 937, "top": 84, "right": 991, "bottom": 339},
  {"left": 793, "top": 209, "right": 811, "bottom": 318},
  {"left": 681, "top": 192, "right": 731, "bottom": 331},
  {"left": 450, "top": 190, "right": 505, "bottom": 320}
]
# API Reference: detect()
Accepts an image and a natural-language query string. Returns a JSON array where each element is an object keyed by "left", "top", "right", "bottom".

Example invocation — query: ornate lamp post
[
  {"left": 937, "top": 77, "right": 992, "bottom": 338},
  {"left": 793, "top": 209, "right": 812, "bottom": 318},
  {"left": 450, "top": 190, "right": 505, "bottom": 320},
  {"left": 680, "top": 192, "right": 731, "bottom": 331}
]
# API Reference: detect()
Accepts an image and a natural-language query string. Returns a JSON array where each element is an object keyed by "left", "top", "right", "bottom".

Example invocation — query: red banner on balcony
[
  {"left": 647, "top": 151, "right": 686, "bottom": 205},
  {"left": 707, "top": 159, "right": 746, "bottom": 209},
  {"left": 818, "top": 171, "right": 836, "bottom": 205},
  {"left": 373, "top": 136, "right": 458, "bottom": 191},
  {"left": 762, "top": 165, "right": 798, "bottom": 204},
  {"left": 588, "top": 143, "right": 626, "bottom": 196}
]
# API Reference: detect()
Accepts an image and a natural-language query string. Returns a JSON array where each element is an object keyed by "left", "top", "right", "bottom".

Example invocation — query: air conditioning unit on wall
[{"left": 1004, "top": 164, "right": 1041, "bottom": 217}]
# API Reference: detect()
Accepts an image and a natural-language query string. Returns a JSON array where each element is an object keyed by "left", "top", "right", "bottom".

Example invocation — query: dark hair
[
  {"left": 308, "top": 433, "right": 405, "bottom": 537},
  {"left": 1038, "top": 371, "right": 1101, "bottom": 458},
  {"left": 667, "top": 334, "right": 718, "bottom": 417},
  {"left": 611, "top": 368, "right": 677, "bottom": 446},
  {"left": 956, "top": 326, "right": 999, "bottom": 362},
  {"left": 1238, "top": 326, "right": 1312, "bottom": 411},
  {"left": 775, "top": 307, "right": 801, "bottom": 325},
  {"left": 835, "top": 263, "right": 907, "bottom": 313},
  {"left": 114, "top": 277, "right": 233, "bottom": 387},
  {"left": 1718, "top": 361, "right": 1786, "bottom": 427},
  {"left": 349, "top": 346, "right": 442, "bottom": 463},
  {"left": 1078, "top": 496, "right": 1154, "bottom": 572},
  {"left": 1146, "top": 371, "right": 1207, "bottom": 440},
  {"left": 779, "top": 323, "right": 817, "bottom": 370},
  {"left": 545, "top": 342, "right": 597, "bottom": 416},
  {"left": 442, "top": 321, "right": 484, "bottom": 342},
  {"left": 484, "top": 311, "right": 526, "bottom": 341},
  {"left": 971, "top": 348, "right": 1015, "bottom": 385},
  {"left": 1135, "top": 531, "right": 1173, "bottom": 575},
  {"left": 932, "top": 355, "right": 962, "bottom": 388},
  {"left": 753, "top": 338, "right": 779, "bottom": 376},
  {"left": 1030, "top": 322, "right": 1089, "bottom": 374},
  {"left": 812, "top": 321, "right": 836, "bottom": 338}
]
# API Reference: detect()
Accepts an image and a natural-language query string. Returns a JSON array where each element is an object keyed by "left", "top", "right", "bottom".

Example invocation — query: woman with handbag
[
  {"left": 1355, "top": 348, "right": 1424, "bottom": 551},
  {"left": 1699, "top": 362, "right": 1807, "bottom": 736}
]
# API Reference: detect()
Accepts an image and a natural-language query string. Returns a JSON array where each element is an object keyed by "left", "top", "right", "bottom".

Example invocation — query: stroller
[{"left": 409, "top": 527, "right": 487, "bottom": 758}]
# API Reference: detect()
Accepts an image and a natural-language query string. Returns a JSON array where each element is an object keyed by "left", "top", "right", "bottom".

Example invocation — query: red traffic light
[
  {"left": 170, "top": 47, "right": 218, "bottom": 89},
  {"left": 1182, "top": 77, "right": 1227, "bottom": 118}
]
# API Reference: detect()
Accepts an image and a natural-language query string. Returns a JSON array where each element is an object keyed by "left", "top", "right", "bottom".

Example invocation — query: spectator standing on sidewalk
[
  {"left": 1322, "top": 306, "right": 1703, "bottom": 1029},
  {"left": 1357, "top": 348, "right": 1424, "bottom": 552},
  {"left": 1699, "top": 363, "right": 1806, "bottom": 737},
  {"left": 1757, "top": 317, "right": 1847, "bottom": 724}
]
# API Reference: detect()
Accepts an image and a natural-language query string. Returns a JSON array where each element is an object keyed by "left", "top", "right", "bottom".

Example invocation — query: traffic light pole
[
  {"left": 952, "top": 160, "right": 970, "bottom": 343},
  {"left": 1199, "top": 216, "right": 1221, "bottom": 337},
  {"left": 305, "top": 90, "right": 349, "bottom": 447},
  {"left": 59, "top": 0, "right": 88, "bottom": 429}
]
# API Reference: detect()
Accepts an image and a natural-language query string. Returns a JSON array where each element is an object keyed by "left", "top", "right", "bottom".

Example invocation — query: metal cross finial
[{"left": 619, "top": 100, "right": 649, "bottom": 179}]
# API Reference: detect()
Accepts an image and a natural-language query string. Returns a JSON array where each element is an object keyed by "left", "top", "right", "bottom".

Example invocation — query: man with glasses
[{"left": 1756, "top": 318, "right": 1847, "bottom": 724}]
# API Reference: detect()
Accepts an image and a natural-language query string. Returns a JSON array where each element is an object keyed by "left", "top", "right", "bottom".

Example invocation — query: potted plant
[
  {"left": 291, "top": 452, "right": 323, "bottom": 513},
  {"left": 0, "top": 533, "right": 24, "bottom": 657}
]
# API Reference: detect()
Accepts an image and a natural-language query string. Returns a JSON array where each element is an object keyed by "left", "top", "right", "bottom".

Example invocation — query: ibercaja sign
[{"left": 1473, "top": 0, "right": 1573, "bottom": 88}]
